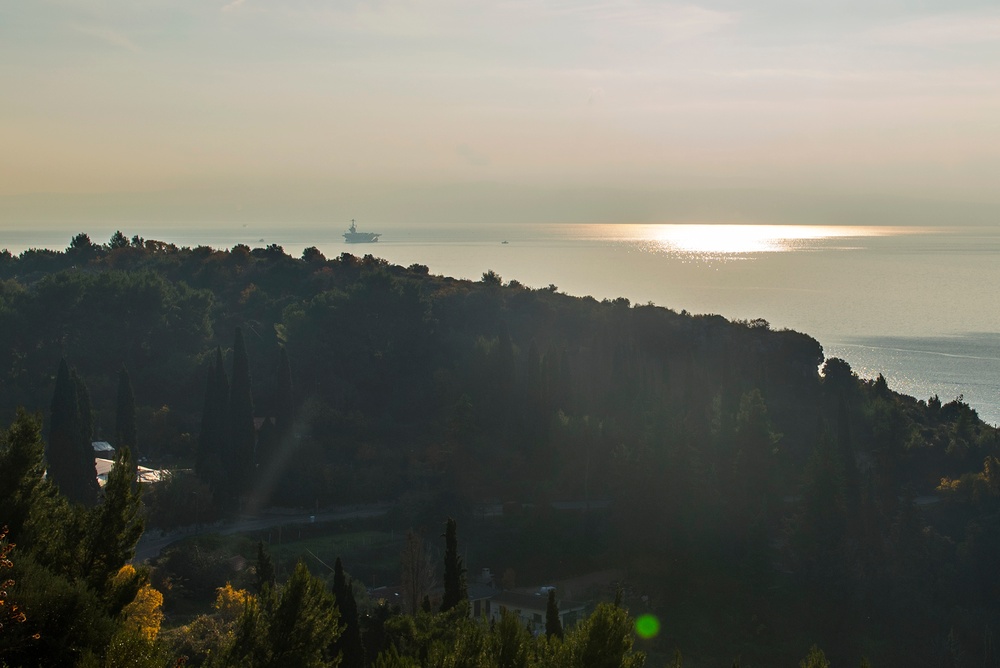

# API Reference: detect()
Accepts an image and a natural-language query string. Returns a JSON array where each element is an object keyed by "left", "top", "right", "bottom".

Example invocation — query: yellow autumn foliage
[
  {"left": 111, "top": 563, "right": 137, "bottom": 587},
  {"left": 121, "top": 584, "right": 164, "bottom": 640},
  {"left": 214, "top": 582, "right": 251, "bottom": 623}
]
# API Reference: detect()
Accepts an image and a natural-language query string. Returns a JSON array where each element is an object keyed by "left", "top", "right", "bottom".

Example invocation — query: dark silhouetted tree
[
  {"left": 109, "top": 230, "right": 129, "bottom": 249},
  {"left": 333, "top": 557, "right": 365, "bottom": 668},
  {"left": 197, "top": 348, "right": 229, "bottom": 504},
  {"left": 66, "top": 232, "right": 97, "bottom": 262},
  {"left": 546, "top": 589, "right": 563, "bottom": 640},
  {"left": 440, "top": 518, "right": 467, "bottom": 613},
  {"left": 115, "top": 365, "right": 138, "bottom": 461},
  {"left": 229, "top": 328, "right": 256, "bottom": 503},
  {"left": 275, "top": 347, "right": 294, "bottom": 441},
  {"left": 47, "top": 360, "right": 98, "bottom": 506},
  {"left": 256, "top": 540, "right": 276, "bottom": 594}
]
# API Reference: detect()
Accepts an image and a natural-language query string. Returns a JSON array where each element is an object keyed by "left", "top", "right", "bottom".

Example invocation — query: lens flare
[{"left": 635, "top": 614, "right": 660, "bottom": 639}]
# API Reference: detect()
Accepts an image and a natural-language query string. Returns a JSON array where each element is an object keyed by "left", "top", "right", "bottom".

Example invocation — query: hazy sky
[{"left": 3, "top": 0, "right": 1000, "bottom": 225}]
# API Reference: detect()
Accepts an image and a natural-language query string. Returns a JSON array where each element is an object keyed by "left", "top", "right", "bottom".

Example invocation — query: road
[{"left": 132, "top": 503, "right": 392, "bottom": 562}]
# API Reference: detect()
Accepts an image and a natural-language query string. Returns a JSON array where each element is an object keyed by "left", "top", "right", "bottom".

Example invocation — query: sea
[{"left": 4, "top": 223, "right": 1000, "bottom": 425}]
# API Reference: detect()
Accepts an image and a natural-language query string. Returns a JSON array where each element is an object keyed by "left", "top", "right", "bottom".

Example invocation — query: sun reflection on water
[{"left": 596, "top": 224, "right": 909, "bottom": 258}]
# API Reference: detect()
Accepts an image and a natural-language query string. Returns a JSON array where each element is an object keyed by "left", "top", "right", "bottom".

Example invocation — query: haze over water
[{"left": 5, "top": 222, "right": 999, "bottom": 424}]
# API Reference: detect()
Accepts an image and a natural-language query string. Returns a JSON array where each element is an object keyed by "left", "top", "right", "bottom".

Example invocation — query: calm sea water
[{"left": 4, "top": 223, "right": 1000, "bottom": 425}]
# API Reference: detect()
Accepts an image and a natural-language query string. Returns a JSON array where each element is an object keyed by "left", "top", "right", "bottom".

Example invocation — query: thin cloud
[
  {"left": 534, "top": 2, "right": 737, "bottom": 39},
  {"left": 71, "top": 24, "right": 140, "bottom": 52},
  {"left": 871, "top": 12, "right": 1000, "bottom": 46},
  {"left": 222, "top": 0, "right": 246, "bottom": 11}
]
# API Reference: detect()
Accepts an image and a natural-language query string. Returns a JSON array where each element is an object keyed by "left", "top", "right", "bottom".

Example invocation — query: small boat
[{"left": 343, "top": 219, "right": 380, "bottom": 244}]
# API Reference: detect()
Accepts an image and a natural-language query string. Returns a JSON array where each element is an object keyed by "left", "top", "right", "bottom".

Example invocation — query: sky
[{"left": 2, "top": 0, "right": 1000, "bottom": 226}]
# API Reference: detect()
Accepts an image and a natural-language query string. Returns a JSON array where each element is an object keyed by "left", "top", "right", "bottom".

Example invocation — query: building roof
[{"left": 94, "top": 458, "right": 166, "bottom": 486}]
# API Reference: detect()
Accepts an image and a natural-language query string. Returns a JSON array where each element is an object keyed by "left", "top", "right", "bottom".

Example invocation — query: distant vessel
[{"left": 343, "top": 219, "right": 380, "bottom": 244}]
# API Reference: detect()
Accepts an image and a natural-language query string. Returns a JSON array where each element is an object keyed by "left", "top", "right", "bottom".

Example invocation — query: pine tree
[
  {"left": 268, "top": 562, "right": 341, "bottom": 667},
  {"left": 115, "top": 364, "right": 138, "bottom": 460},
  {"left": 333, "top": 557, "right": 365, "bottom": 668},
  {"left": 0, "top": 409, "right": 69, "bottom": 548},
  {"left": 229, "top": 328, "right": 256, "bottom": 502},
  {"left": 571, "top": 602, "right": 646, "bottom": 668},
  {"left": 440, "top": 518, "right": 467, "bottom": 612},
  {"left": 545, "top": 588, "right": 563, "bottom": 640}
]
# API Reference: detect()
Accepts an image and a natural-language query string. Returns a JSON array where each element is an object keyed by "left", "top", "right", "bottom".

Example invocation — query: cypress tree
[
  {"left": 440, "top": 517, "right": 467, "bottom": 612},
  {"left": 275, "top": 346, "right": 294, "bottom": 441},
  {"left": 255, "top": 418, "right": 277, "bottom": 482},
  {"left": 255, "top": 540, "right": 275, "bottom": 594},
  {"left": 115, "top": 364, "right": 138, "bottom": 460},
  {"left": 196, "top": 355, "right": 218, "bottom": 481},
  {"left": 48, "top": 361, "right": 98, "bottom": 506},
  {"left": 229, "top": 328, "right": 256, "bottom": 501},
  {"left": 333, "top": 557, "right": 365, "bottom": 667},
  {"left": 197, "top": 348, "right": 229, "bottom": 503},
  {"left": 545, "top": 589, "right": 563, "bottom": 640},
  {"left": 71, "top": 371, "right": 99, "bottom": 507},
  {"left": 47, "top": 359, "right": 78, "bottom": 501}
]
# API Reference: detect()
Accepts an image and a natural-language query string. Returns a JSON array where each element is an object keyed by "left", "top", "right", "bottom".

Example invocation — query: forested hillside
[{"left": 2, "top": 232, "right": 999, "bottom": 666}]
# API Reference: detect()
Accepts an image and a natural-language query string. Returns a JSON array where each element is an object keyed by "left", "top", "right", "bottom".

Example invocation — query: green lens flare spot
[{"left": 635, "top": 614, "right": 660, "bottom": 639}]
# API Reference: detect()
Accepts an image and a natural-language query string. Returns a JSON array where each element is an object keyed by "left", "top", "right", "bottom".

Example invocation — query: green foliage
[
  {"left": 0, "top": 410, "right": 153, "bottom": 666},
  {"left": 489, "top": 608, "right": 532, "bottom": 668},
  {"left": 568, "top": 602, "right": 645, "bottom": 668},
  {"left": 374, "top": 645, "right": 421, "bottom": 668},
  {"left": 799, "top": 645, "right": 830, "bottom": 668},
  {"left": 3, "top": 550, "right": 118, "bottom": 667},
  {"left": 108, "top": 230, "right": 130, "bottom": 250},
  {"left": 373, "top": 602, "right": 646, "bottom": 668},
  {"left": 222, "top": 561, "right": 342, "bottom": 668},
  {"left": 81, "top": 447, "right": 144, "bottom": 595},
  {"left": 0, "top": 410, "right": 67, "bottom": 548},
  {"left": 91, "top": 625, "right": 168, "bottom": 668}
]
